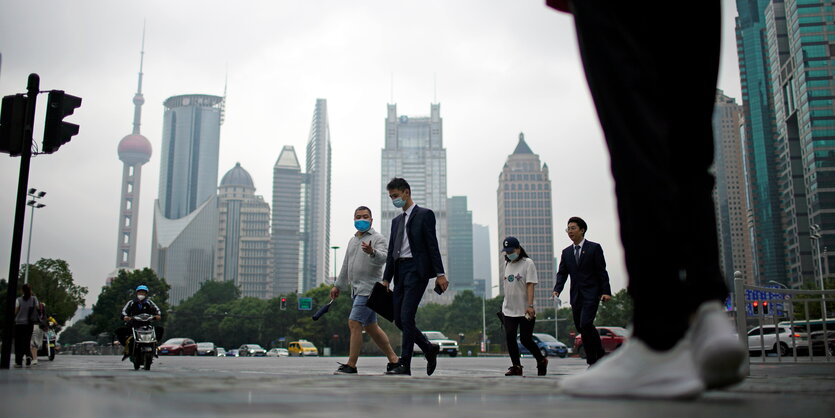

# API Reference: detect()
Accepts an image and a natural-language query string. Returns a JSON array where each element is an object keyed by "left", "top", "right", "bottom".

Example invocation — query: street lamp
[
  {"left": 24, "top": 188, "right": 46, "bottom": 284},
  {"left": 481, "top": 284, "right": 500, "bottom": 353},
  {"left": 330, "top": 246, "right": 340, "bottom": 284},
  {"left": 810, "top": 224, "right": 827, "bottom": 320}
]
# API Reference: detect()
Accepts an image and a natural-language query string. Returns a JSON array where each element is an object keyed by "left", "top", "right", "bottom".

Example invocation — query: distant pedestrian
[
  {"left": 546, "top": 0, "right": 745, "bottom": 399},
  {"left": 382, "top": 178, "right": 448, "bottom": 376},
  {"left": 500, "top": 236, "right": 548, "bottom": 376},
  {"left": 553, "top": 217, "right": 611, "bottom": 367},
  {"left": 13, "top": 284, "right": 39, "bottom": 367},
  {"left": 330, "top": 206, "right": 400, "bottom": 375},
  {"left": 30, "top": 301, "right": 47, "bottom": 365}
]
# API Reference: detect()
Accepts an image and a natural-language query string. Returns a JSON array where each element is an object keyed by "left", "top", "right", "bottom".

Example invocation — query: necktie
[
  {"left": 574, "top": 245, "right": 581, "bottom": 264},
  {"left": 393, "top": 213, "right": 406, "bottom": 258}
]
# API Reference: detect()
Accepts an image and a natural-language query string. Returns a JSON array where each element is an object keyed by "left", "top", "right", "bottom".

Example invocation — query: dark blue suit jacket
[
  {"left": 382, "top": 205, "right": 445, "bottom": 282},
  {"left": 553, "top": 240, "right": 612, "bottom": 305}
]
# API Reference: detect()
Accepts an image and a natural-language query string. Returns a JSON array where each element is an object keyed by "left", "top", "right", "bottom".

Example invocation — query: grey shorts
[{"left": 348, "top": 295, "right": 378, "bottom": 327}]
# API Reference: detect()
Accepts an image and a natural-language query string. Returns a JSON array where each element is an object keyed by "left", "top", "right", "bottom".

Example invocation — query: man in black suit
[
  {"left": 381, "top": 178, "right": 449, "bottom": 376},
  {"left": 553, "top": 217, "right": 611, "bottom": 366}
]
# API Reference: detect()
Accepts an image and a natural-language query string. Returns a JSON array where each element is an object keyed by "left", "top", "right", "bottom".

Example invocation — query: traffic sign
[{"left": 298, "top": 297, "right": 313, "bottom": 311}]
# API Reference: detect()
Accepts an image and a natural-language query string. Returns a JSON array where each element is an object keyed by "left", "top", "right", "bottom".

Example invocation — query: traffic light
[
  {"left": 752, "top": 301, "right": 759, "bottom": 314},
  {"left": 280, "top": 297, "right": 287, "bottom": 310},
  {"left": 42, "top": 90, "right": 81, "bottom": 154},
  {"left": 762, "top": 301, "right": 769, "bottom": 315},
  {"left": 0, "top": 94, "right": 27, "bottom": 156}
]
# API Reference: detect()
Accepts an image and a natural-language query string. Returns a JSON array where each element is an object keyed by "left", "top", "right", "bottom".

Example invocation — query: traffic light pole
[{"left": 1, "top": 73, "right": 38, "bottom": 369}]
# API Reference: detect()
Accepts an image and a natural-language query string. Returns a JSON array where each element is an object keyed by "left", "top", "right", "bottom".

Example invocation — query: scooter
[
  {"left": 127, "top": 313, "right": 157, "bottom": 371},
  {"left": 37, "top": 328, "right": 57, "bottom": 361}
]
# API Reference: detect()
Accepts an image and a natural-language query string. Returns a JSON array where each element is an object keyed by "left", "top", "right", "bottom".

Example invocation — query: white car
[
  {"left": 266, "top": 348, "right": 289, "bottom": 357},
  {"left": 238, "top": 344, "right": 267, "bottom": 357},
  {"left": 747, "top": 324, "right": 809, "bottom": 356},
  {"left": 414, "top": 331, "right": 459, "bottom": 357}
]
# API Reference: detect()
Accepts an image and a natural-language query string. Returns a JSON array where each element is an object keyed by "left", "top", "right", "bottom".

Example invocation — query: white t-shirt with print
[{"left": 501, "top": 257, "right": 538, "bottom": 317}]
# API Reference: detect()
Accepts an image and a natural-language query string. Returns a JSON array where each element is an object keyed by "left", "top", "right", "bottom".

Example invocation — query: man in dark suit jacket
[
  {"left": 381, "top": 178, "right": 449, "bottom": 376},
  {"left": 553, "top": 217, "right": 611, "bottom": 366}
]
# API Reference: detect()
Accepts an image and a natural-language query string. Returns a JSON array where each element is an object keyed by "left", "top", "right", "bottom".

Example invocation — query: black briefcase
[{"left": 367, "top": 282, "right": 394, "bottom": 322}]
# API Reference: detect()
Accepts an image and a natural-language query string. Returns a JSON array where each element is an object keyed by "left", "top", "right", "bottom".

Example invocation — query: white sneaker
[
  {"left": 31, "top": 359, "right": 38, "bottom": 366},
  {"left": 561, "top": 337, "right": 704, "bottom": 399},
  {"left": 688, "top": 301, "right": 746, "bottom": 389}
]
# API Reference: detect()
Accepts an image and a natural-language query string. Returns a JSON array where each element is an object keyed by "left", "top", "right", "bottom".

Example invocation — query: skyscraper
[
  {"left": 713, "top": 90, "right": 755, "bottom": 288},
  {"left": 216, "top": 163, "right": 272, "bottom": 299},
  {"left": 380, "top": 103, "right": 448, "bottom": 291},
  {"left": 448, "top": 196, "right": 474, "bottom": 292},
  {"left": 151, "top": 94, "right": 223, "bottom": 304},
  {"left": 115, "top": 33, "right": 152, "bottom": 271},
  {"left": 472, "top": 223, "right": 492, "bottom": 298},
  {"left": 302, "top": 99, "right": 331, "bottom": 292},
  {"left": 736, "top": 0, "right": 787, "bottom": 285},
  {"left": 765, "top": 0, "right": 835, "bottom": 286},
  {"left": 272, "top": 145, "right": 303, "bottom": 295},
  {"left": 497, "top": 133, "right": 554, "bottom": 308}
]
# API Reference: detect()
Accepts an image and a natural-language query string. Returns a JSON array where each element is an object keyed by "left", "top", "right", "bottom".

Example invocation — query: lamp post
[
  {"left": 330, "top": 246, "right": 340, "bottom": 284},
  {"left": 481, "top": 284, "right": 500, "bottom": 353},
  {"left": 810, "top": 224, "right": 827, "bottom": 321},
  {"left": 24, "top": 188, "right": 46, "bottom": 284}
]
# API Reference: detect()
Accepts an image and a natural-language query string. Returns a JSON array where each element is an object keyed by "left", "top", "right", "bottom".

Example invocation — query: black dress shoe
[
  {"left": 386, "top": 362, "right": 399, "bottom": 372},
  {"left": 425, "top": 344, "right": 440, "bottom": 376},
  {"left": 385, "top": 365, "right": 411, "bottom": 375}
]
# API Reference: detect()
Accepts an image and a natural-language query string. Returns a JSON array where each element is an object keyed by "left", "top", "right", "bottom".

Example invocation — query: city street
[{"left": 1, "top": 355, "right": 833, "bottom": 417}]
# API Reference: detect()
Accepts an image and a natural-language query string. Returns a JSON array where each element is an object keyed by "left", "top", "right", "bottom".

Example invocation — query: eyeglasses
[{"left": 565, "top": 226, "right": 580, "bottom": 232}]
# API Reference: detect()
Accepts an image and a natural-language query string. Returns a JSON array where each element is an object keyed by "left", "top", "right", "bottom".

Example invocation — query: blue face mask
[
  {"left": 354, "top": 219, "right": 371, "bottom": 232},
  {"left": 507, "top": 252, "right": 519, "bottom": 261},
  {"left": 392, "top": 197, "right": 406, "bottom": 208}
]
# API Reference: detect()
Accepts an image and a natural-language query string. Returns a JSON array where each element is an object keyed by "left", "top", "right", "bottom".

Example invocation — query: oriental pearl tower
[{"left": 115, "top": 32, "right": 152, "bottom": 270}]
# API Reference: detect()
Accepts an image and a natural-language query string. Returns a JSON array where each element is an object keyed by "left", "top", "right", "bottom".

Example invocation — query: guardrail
[{"left": 733, "top": 272, "right": 835, "bottom": 366}]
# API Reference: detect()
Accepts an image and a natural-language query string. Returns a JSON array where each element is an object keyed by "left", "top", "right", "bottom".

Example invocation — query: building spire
[{"left": 131, "top": 22, "right": 146, "bottom": 135}]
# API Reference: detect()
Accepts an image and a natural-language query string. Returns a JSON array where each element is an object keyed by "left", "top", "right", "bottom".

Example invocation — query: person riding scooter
[{"left": 115, "top": 285, "right": 164, "bottom": 361}]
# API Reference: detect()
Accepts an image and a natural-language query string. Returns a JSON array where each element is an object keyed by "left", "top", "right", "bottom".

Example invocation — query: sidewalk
[{"left": 0, "top": 356, "right": 833, "bottom": 417}]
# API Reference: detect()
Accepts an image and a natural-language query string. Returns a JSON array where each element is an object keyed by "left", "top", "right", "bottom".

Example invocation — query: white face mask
[{"left": 137, "top": 294, "right": 146, "bottom": 301}]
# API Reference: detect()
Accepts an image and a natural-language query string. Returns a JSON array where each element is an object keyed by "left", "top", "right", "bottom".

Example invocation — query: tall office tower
[
  {"left": 713, "top": 90, "right": 755, "bottom": 289},
  {"left": 272, "top": 145, "right": 304, "bottom": 295},
  {"left": 215, "top": 163, "right": 273, "bottom": 299},
  {"left": 448, "top": 196, "right": 474, "bottom": 292},
  {"left": 302, "top": 99, "right": 332, "bottom": 292},
  {"left": 115, "top": 34, "right": 152, "bottom": 271},
  {"left": 381, "top": 103, "right": 449, "bottom": 303},
  {"left": 472, "top": 223, "right": 492, "bottom": 298},
  {"left": 497, "top": 133, "right": 554, "bottom": 308},
  {"left": 736, "top": 0, "right": 787, "bottom": 285},
  {"left": 151, "top": 94, "right": 223, "bottom": 304},
  {"left": 765, "top": 0, "right": 835, "bottom": 286}
]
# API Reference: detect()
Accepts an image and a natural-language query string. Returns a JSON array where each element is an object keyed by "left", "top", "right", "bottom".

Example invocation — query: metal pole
[
  {"left": 816, "top": 234, "right": 826, "bottom": 321},
  {"left": 481, "top": 295, "right": 486, "bottom": 353},
  {"left": 23, "top": 203, "right": 35, "bottom": 284},
  {"left": 1, "top": 73, "right": 39, "bottom": 369},
  {"left": 733, "top": 271, "right": 750, "bottom": 377}
]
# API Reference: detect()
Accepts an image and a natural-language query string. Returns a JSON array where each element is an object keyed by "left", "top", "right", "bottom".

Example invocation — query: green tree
[
  {"left": 58, "top": 320, "right": 94, "bottom": 345},
  {"left": 791, "top": 277, "right": 835, "bottom": 320},
  {"left": 86, "top": 268, "right": 170, "bottom": 339},
  {"left": 166, "top": 280, "right": 240, "bottom": 343},
  {"left": 595, "top": 288, "right": 633, "bottom": 327},
  {"left": 23, "top": 258, "right": 88, "bottom": 326}
]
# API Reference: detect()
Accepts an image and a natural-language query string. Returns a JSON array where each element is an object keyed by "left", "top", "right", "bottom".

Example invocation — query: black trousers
[
  {"left": 13, "top": 324, "right": 33, "bottom": 365},
  {"left": 573, "top": 298, "right": 604, "bottom": 365},
  {"left": 504, "top": 315, "right": 544, "bottom": 366},
  {"left": 392, "top": 259, "right": 433, "bottom": 367},
  {"left": 571, "top": 0, "right": 728, "bottom": 350}
]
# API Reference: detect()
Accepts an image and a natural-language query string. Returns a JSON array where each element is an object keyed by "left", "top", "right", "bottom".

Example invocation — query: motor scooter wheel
[{"left": 143, "top": 352, "right": 153, "bottom": 370}]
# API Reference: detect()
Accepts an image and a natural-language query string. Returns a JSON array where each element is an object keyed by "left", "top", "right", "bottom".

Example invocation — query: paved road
[{"left": 1, "top": 355, "right": 834, "bottom": 417}]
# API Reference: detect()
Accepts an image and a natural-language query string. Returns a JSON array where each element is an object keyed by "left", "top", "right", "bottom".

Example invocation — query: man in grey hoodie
[{"left": 330, "top": 206, "right": 399, "bottom": 374}]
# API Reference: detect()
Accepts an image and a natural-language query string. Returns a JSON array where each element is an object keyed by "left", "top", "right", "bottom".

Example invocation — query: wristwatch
[{"left": 528, "top": 304, "right": 534, "bottom": 308}]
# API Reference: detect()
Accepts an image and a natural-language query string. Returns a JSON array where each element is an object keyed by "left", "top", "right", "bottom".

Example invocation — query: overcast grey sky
[{"left": 0, "top": 0, "right": 743, "bottom": 306}]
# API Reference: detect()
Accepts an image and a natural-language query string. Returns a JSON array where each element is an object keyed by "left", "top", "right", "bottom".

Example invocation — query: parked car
[
  {"left": 238, "top": 344, "right": 267, "bottom": 357},
  {"left": 267, "top": 348, "right": 290, "bottom": 357},
  {"left": 747, "top": 325, "right": 809, "bottom": 356},
  {"left": 414, "top": 331, "right": 459, "bottom": 357},
  {"left": 573, "top": 326, "right": 628, "bottom": 359},
  {"left": 809, "top": 330, "right": 835, "bottom": 356},
  {"left": 288, "top": 340, "right": 319, "bottom": 356},
  {"left": 196, "top": 342, "right": 217, "bottom": 356},
  {"left": 225, "top": 349, "right": 240, "bottom": 357},
  {"left": 158, "top": 338, "right": 198, "bottom": 356},
  {"left": 215, "top": 347, "right": 226, "bottom": 357},
  {"left": 518, "top": 333, "right": 568, "bottom": 358}
]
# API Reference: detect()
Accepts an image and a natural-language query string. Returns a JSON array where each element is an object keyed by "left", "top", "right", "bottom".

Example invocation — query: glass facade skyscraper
[
  {"left": 448, "top": 196, "right": 474, "bottom": 292},
  {"left": 272, "top": 145, "right": 304, "bottom": 295},
  {"left": 472, "top": 223, "right": 492, "bottom": 298},
  {"left": 302, "top": 99, "right": 331, "bottom": 292},
  {"left": 497, "top": 133, "right": 554, "bottom": 308},
  {"left": 736, "top": 0, "right": 787, "bottom": 284},
  {"left": 151, "top": 94, "right": 223, "bottom": 304}
]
